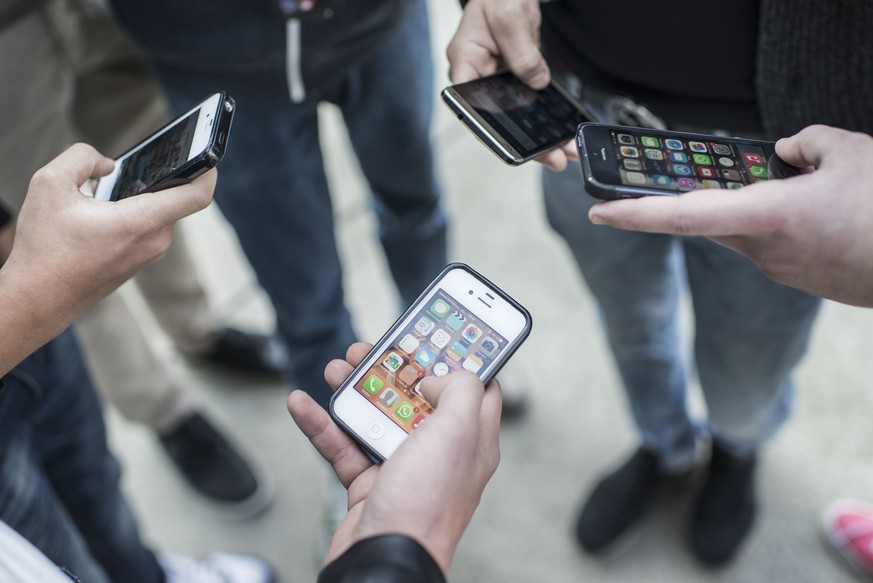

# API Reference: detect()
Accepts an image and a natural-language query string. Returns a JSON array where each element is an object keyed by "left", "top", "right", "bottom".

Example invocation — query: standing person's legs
[
  {"left": 543, "top": 166, "right": 697, "bottom": 467},
  {"left": 339, "top": 0, "right": 447, "bottom": 307},
  {"left": 683, "top": 236, "right": 820, "bottom": 455},
  {"left": 0, "top": 331, "right": 164, "bottom": 583},
  {"left": 154, "top": 63, "right": 357, "bottom": 408},
  {"left": 681, "top": 236, "right": 820, "bottom": 565},
  {"left": 542, "top": 165, "right": 700, "bottom": 553}
]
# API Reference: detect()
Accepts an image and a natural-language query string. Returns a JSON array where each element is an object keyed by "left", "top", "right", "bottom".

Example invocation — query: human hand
[
  {"left": 446, "top": 0, "right": 575, "bottom": 171},
  {"left": 588, "top": 125, "right": 873, "bottom": 307},
  {"left": 2, "top": 143, "right": 216, "bottom": 331},
  {"left": 287, "top": 342, "right": 502, "bottom": 574}
]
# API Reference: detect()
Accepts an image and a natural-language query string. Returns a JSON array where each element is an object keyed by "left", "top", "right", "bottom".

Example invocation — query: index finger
[
  {"left": 119, "top": 169, "right": 217, "bottom": 225},
  {"left": 587, "top": 182, "right": 781, "bottom": 237}
]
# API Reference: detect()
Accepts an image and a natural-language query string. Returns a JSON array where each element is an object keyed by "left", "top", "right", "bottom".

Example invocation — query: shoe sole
[{"left": 202, "top": 469, "right": 276, "bottom": 521}]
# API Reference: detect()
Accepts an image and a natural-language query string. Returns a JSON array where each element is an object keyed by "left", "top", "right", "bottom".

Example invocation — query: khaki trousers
[{"left": 0, "top": 0, "right": 219, "bottom": 431}]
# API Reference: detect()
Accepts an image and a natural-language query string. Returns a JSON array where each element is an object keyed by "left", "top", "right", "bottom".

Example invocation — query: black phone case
[
  {"left": 112, "top": 92, "right": 235, "bottom": 200},
  {"left": 576, "top": 122, "right": 801, "bottom": 200},
  {"left": 328, "top": 262, "right": 533, "bottom": 463}
]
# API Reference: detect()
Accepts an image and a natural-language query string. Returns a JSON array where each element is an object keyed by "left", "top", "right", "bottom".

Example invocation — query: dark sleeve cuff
[{"left": 318, "top": 535, "right": 446, "bottom": 583}]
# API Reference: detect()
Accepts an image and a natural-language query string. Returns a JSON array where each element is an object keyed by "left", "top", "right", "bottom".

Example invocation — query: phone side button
[{"left": 366, "top": 419, "right": 387, "bottom": 440}]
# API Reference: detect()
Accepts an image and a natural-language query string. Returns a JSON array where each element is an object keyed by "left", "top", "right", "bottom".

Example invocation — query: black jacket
[
  {"left": 318, "top": 535, "right": 445, "bottom": 583},
  {"left": 539, "top": 0, "right": 873, "bottom": 138}
]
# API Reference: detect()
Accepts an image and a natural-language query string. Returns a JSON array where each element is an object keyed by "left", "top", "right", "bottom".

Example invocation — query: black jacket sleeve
[
  {"left": 0, "top": 203, "right": 10, "bottom": 230},
  {"left": 318, "top": 535, "right": 446, "bottom": 583}
]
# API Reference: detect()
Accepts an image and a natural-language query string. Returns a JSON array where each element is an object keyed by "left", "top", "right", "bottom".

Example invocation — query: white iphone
[
  {"left": 94, "top": 91, "right": 234, "bottom": 201},
  {"left": 330, "top": 263, "right": 533, "bottom": 461}
]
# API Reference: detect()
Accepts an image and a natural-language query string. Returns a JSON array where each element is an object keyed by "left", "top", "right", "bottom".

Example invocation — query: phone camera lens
[
  {"left": 224, "top": 100, "right": 234, "bottom": 113},
  {"left": 468, "top": 290, "right": 474, "bottom": 295}
]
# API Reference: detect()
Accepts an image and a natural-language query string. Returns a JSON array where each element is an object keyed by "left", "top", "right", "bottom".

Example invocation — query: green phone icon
[
  {"left": 363, "top": 374, "right": 383, "bottom": 395},
  {"left": 749, "top": 165, "right": 768, "bottom": 177},
  {"left": 693, "top": 154, "right": 712, "bottom": 165}
]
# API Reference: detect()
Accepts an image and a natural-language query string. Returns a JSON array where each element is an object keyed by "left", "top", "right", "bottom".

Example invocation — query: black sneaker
[
  {"left": 688, "top": 443, "right": 757, "bottom": 566},
  {"left": 158, "top": 413, "right": 273, "bottom": 518},
  {"left": 191, "top": 328, "right": 288, "bottom": 378},
  {"left": 575, "top": 448, "right": 672, "bottom": 555}
]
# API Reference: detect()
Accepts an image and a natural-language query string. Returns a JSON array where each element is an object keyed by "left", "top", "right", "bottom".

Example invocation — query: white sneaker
[{"left": 159, "top": 552, "right": 274, "bottom": 583}]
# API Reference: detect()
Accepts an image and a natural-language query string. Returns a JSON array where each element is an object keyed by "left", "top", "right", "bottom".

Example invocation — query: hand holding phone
[
  {"left": 289, "top": 341, "right": 502, "bottom": 573},
  {"left": 329, "top": 263, "right": 531, "bottom": 461},
  {"left": 442, "top": 72, "right": 592, "bottom": 167},
  {"left": 94, "top": 91, "right": 234, "bottom": 201},
  {"left": 577, "top": 123, "right": 801, "bottom": 200}
]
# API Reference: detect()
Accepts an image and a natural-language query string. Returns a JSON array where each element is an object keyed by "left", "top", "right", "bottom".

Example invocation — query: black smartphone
[
  {"left": 441, "top": 72, "right": 593, "bottom": 166},
  {"left": 94, "top": 91, "right": 234, "bottom": 201},
  {"left": 330, "top": 263, "right": 532, "bottom": 461},
  {"left": 576, "top": 122, "right": 801, "bottom": 200}
]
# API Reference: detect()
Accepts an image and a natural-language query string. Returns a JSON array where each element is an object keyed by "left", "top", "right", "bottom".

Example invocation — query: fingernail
[{"left": 530, "top": 68, "right": 550, "bottom": 88}]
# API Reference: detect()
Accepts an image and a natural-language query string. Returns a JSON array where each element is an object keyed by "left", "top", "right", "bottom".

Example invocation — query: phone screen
[
  {"left": 605, "top": 128, "right": 773, "bottom": 192},
  {"left": 352, "top": 288, "right": 509, "bottom": 433},
  {"left": 452, "top": 72, "right": 588, "bottom": 157},
  {"left": 110, "top": 111, "right": 200, "bottom": 200}
]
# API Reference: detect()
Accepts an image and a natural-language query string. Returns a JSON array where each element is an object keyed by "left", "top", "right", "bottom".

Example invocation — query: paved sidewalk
[{"left": 108, "top": 2, "right": 873, "bottom": 581}]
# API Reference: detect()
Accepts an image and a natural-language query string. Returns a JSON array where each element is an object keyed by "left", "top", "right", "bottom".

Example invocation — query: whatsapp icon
[{"left": 395, "top": 402, "right": 415, "bottom": 421}]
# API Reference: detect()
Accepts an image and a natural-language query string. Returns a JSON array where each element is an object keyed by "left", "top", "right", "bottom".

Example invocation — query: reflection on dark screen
[
  {"left": 111, "top": 113, "right": 198, "bottom": 200},
  {"left": 459, "top": 73, "right": 587, "bottom": 155}
]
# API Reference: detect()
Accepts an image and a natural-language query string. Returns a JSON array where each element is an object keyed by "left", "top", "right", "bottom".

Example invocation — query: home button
[{"left": 366, "top": 419, "right": 386, "bottom": 440}]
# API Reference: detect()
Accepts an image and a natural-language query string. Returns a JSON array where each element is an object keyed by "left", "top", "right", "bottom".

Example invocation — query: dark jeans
[
  {"left": 0, "top": 330, "right": 163, "bottom": 583},
  {"left": 113, "top": 0, "right": 447, "bottom": 408}
]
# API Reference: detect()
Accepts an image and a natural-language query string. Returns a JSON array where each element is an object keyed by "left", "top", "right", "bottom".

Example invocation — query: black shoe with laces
[
  {"left": 192, "top": 328, "right": 288, "bottom": 378},
  {"left": 575, "top": 448, "right": 673, "bottom": 554},
  {"left": 159, "top": 412, "right": 272, "bottom": 518},
  {"left": 688, "top": 443, "right": 757, "bottom": 566}
]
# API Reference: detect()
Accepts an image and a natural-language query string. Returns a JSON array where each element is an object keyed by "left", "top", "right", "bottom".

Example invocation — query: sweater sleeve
[{"left": 318, "top": 535, "right": 446, "bottom": 583}]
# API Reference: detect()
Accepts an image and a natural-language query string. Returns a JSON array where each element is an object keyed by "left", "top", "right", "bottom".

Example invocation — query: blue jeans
[
  {"left": 0, "top": 331, "right": 163, "bottom": 583},
  {"left": 115, "top": 0, "right": 446, "bottom": 408},
  {"left": 543, "top": 167, "right": 821, "bottom": 471}
]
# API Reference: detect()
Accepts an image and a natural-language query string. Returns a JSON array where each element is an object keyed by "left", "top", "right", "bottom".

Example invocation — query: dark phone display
[
  {"left": 609, "top": 129, "right": 771, "bottom": 192},
  {"left": 111, "top": 112, "right": 199, "bottom": 200},
  {"left": 455, "top": 73, "right": 588, "bottom": 156},
  {"left": 353, "top": 289, "right": 508, "bottom": 434}
]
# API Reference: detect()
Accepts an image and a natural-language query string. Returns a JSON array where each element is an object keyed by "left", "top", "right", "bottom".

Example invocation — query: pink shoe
[{"left": 822, "top": 499, "right": 873, "bottom": 580}]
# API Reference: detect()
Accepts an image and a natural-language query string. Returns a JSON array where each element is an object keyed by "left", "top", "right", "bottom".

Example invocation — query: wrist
[{"left": 0, "top": 260, "right": 82, "bottom": 372}]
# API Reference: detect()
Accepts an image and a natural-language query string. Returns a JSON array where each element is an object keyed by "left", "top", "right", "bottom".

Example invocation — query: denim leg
[
  {"left": 683, "top": 236, "right": 821, "bottom": 457},
  {"left": 542, "top": 166, "right": 698, "bottom": 471},
  {"left": 155, "top": 68, "right": 355, "bottom": 408},
  {"left": 339, "top": 0, "right": 448, "bottom": 307},
  {"left": 0, "top": 331, "right": 162, "bottom": 583}
]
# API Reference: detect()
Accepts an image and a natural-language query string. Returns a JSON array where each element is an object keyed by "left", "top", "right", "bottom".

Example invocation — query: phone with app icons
[
  {"left": 330, "top": 263, "right": 532, "bottom": 461},
  {"left": 441, "top": 72, "right": 594, "bottom": 166},
  {"left": 576, "top": 123, "right": 801, "bottom": 200}
]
